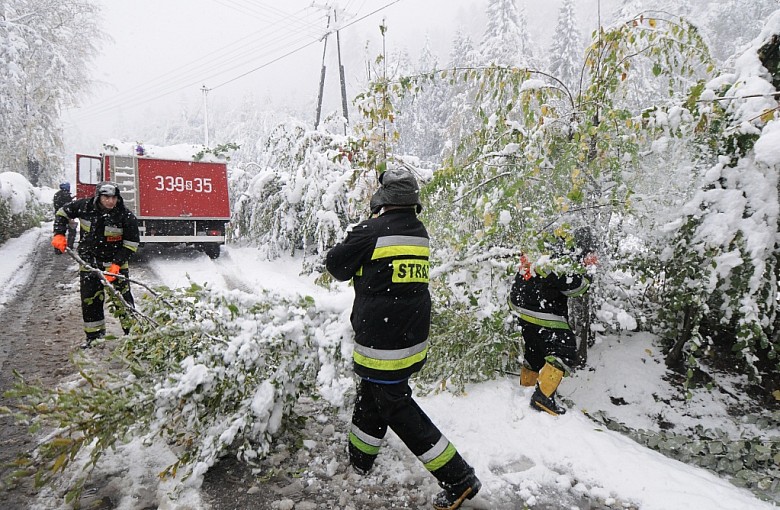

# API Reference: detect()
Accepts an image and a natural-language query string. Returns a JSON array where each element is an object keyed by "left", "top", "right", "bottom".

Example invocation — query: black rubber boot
[
  {"left": 348, "top": 443, "right": 375, "bottom": 476},
  {"left": 530, "top": 384, "right": 567, "bottom": 415},
  {"left": 432, "top": 469, "right": 481, "bottom": 510},
  {"left": 529, "top": 362, "right": 567, "bottom": 416}
]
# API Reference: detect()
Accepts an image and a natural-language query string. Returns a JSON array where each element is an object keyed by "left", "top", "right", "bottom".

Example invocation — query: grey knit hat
[{"left": 370, "top": 168, "right": 423, "bottom": 213}]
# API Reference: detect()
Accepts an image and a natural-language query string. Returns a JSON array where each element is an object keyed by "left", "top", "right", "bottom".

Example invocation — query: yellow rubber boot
[
  {"left": 520, "top": 364, "right": 539, "bottom": 387},
  {"left": 530, "top": 362, "right": 566, "bottom": 415}
]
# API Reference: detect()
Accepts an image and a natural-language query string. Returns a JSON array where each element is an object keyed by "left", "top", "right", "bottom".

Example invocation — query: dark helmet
[
  {"left": 370, "top": 168, "right": 423, "bottom": 214},
  {"left": 548, "top": 227, "right": 596, "bottom": 260},
  {"left": 59, "top": 182, "right": 70, "bottom": 191},
  {"left": 574, "top": 227, "right": 596, "bottom": 256},
  {"left": 95, "top": 181, "right": 120, "bottom": 197}
]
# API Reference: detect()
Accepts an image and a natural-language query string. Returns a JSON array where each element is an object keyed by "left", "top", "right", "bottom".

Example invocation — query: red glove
[
  {"left": 583, "top": 253, "right": 599, "bottom": 266},
  {"left": 52, "top": 234, "right": 67, "bottom": 253},
  {"left": 518, "top": 254, "right": 532, "bottom": 281},
  {"left": 104, "top": 263, "right": 122, "bottom": 283}
]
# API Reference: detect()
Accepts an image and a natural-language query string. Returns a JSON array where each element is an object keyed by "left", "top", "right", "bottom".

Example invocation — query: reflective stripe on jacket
[
  {"left": 509, "top": 266, "right": 590, "bottom": 330},
  {"left": 326, "top": 208, "right": 430, "bottom": 381},
  {"left": 54, "top": 196, "right": 140, "bottom": 265}
]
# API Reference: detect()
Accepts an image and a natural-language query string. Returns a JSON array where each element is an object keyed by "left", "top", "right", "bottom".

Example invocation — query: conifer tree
[
  {"left": 707, "top": 0, "right": 777, "bottom": 63},
  {"left": 479, "top": 0, "right": 536, "bottom": 68},
  {"left": 440, "top": 28, "right": 481, "bottom": 159},
  {"left": 395, "top": 36, "right": 449, "bottom": 164},
  {"left": 548, "top": 0, "right": 583, "bottom": 94}
]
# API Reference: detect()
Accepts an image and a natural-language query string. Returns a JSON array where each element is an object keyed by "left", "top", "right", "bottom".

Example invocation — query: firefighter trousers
[
  {"left": 80, "top": 266, "right": 134, "bottom": 340},
  {"left": 348, "top": 378, "right": 472, "bottom": 486},
  {"left": 520, "top": 321, "right": 577, "bottom": 372}
]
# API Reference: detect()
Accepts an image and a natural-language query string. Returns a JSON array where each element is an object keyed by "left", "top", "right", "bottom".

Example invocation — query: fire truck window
[{"left": 78, "top": 158, "right": 101, "bottom": 184}]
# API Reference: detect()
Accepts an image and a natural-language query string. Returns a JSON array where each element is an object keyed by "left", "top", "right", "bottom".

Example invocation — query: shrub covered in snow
[
  {"left": 658, "top": 16, "right": 780, "bottom": 382},
  {"left": 229, "top": 122, "right": 375, "bottom": 265},
  {"left": 4, "top": 282, "right": 352, "bottom": 503},
  {"left": 0, "top": 172, "right": 46, "bottom": 244}
]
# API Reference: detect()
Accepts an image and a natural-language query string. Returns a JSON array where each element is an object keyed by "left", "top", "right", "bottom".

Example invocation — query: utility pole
[
  {"left": 313, "top": 3, "right": 350, "bottom": 132},
  {"left": 315, "top": 13, "right": 331, "bottom": 129},
  {"left": 334, "top": 8, "right": 349, "bottom": 132},
  {"left": 201, "top": 85, "right": 210, "bottom": 147}
]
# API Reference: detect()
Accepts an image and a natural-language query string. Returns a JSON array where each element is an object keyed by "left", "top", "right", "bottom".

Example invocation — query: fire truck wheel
[{"left": 203, "top": 244, "right": 221, "bottom": 259}]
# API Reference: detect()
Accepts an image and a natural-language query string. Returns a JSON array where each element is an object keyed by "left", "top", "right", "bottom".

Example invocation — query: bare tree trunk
[
  {"left": 666, "top": 305, "right": 693, "bottom": 369},
  {"left": 572, "top": 294, "right": 591, "bottom": 367}
]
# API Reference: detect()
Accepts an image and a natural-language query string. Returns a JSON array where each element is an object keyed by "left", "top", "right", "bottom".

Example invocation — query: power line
[
  {"left": 65, "top": 0, "right": 404, "bottom": 125},
  {"left": 210, "top": 35, "right": 322, "bottom": 90},
  {"left": 70, "top": 32, "right": 322, "bottom": 122},
  {"left": 66, "top": 4, "right": 326, "bottom": 123},
  {"left": 213, "top": 0, "right": 323, "bottom": 37},
  {"left": 212, "top": 0, "right": 403, "bottom": 90},
  {"left": 72, "top": 8, "right": 322, "bottom": 110}
]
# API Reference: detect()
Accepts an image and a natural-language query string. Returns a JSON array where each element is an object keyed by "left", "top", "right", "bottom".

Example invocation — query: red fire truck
[{"left": 75, "top": 144, "right": 231, "bottom": 259}]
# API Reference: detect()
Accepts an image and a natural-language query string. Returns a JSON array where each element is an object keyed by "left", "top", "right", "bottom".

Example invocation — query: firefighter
[
  {"left": 509, "top": 228, "right": 597, "bottom": 416},
  {"left": 52, "top": 182, "right": 77, "bottom": 252},
  {"left": 51, "top": 181, "right": 140, "bottom": 348},
  {"left": 326, "top": 168, "right": 481, "bottom": 510}
]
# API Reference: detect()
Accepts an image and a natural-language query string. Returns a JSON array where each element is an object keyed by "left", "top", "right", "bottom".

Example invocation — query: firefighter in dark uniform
[
  {"left": 509, "top": 228, "right": 597, "bottom": 416},
  {"left": 52, "top": 182, "right": 76, "bottom": 251},
  {"left": 326, "top": 168, "right": 481, "bottom": 510},
  {"left": 52, "top": 181, "right": 140, "bottom": 347}
]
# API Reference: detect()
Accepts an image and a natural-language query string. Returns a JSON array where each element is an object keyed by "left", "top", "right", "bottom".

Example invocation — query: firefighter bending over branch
[
  {"left": 509, "top": 227, "right": 598, "bottom": 416},
  {"left": 52, "top": 181, "right": 140, "bottom": 348}
]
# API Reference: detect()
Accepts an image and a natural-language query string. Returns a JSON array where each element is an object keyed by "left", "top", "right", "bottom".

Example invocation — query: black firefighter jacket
[
  {"left": 54, "top": 196, "right": 140, "bottom": 266},
  {"left": 326, "top": 208, "right": 431, "bottom": 382},
  {"left": 509, "top": 265, "right": 590, "bottom": 331},
  {"left": 52, "top": 189, "right": 73, "bottom": 212}
]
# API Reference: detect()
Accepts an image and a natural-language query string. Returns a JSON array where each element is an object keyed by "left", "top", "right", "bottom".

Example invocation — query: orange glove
[
  {"left": 104, "top": 263, "right": 122, "bottom": 283},
  {"left": 52, "top": 234, "right": 67, "bottom": 253}
]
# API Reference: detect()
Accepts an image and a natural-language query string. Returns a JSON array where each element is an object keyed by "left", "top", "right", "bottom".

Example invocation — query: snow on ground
[
  {"left": 0, "top": 226, "right": 48, "bottom": 311},
  {"left": 0, "top": 232, "right": 776, "bottom": 510}
]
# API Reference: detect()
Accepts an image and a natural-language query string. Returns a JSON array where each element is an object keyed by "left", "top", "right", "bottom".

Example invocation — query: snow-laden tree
[
  {"left": 0, "top": 171, "right": 45, "bottom": 243},
  {"left": 230, "top": 121, "right": 370, "bottom": 264},
  {"left": 658, "top": 12, "right": 780, "bottom": 384},
  {"left": 548, "top": 0, "right": 584, "bottom": 94},
  {"left": 479, "top": 0, "right": 537, "bottom": 69},
  {"left": 440, "top": 28, "right": 482, "bottom": 160},
  {"left": 0, "top": 0, "right": 102, "bottom": 185},
  {"left": 359, "top": 11, "right": 716, "bottom": 389},
  {"left": 610, "top": 0, "right": 696, "bottom": 21},
  {"left": 707, "top": 0, "right": 778, "bottom": 64},
  {"left": 4, "top": 278, "right": 352, "bottom": 504},
  {"left": 597, "top": 6, "right": 707, "bottom": 112}
]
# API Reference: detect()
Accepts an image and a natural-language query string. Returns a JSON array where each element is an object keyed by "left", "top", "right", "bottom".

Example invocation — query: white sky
[{"left": 62, "top": 0, "right": 617, "bottom": 155}]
